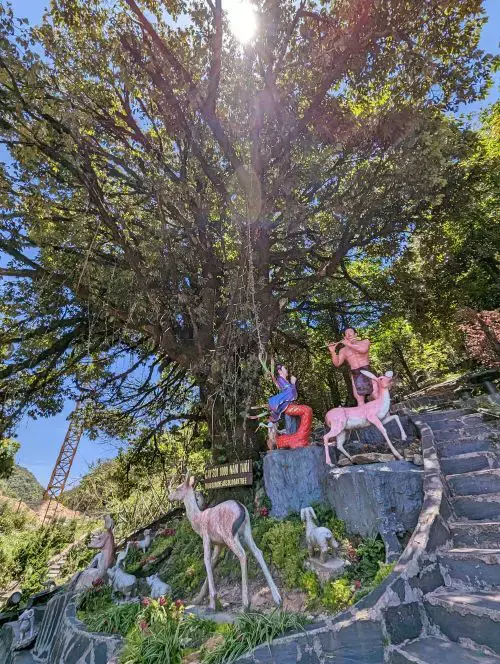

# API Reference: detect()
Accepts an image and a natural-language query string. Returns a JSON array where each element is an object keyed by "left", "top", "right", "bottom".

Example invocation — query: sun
[{"left": 225, "top": 0, "right": 257, "bottom": 44}]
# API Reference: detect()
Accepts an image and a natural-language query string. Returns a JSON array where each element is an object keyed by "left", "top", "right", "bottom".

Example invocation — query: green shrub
[
  {"left": 123, "top": 546, "right": 143, "bottom": 575},
  {"left": 260, "top": 520, "right": 306, "bottom": 588},
  {"left": 0, "top": 501, "right": 33, "bottom": 534},
  {"left": 321, "top": 577, "right": 354, "bottom": 613},
  {"left": 299, "top": 570, "right": 321, "bottom": 607},
  {"left": 202, "top": 610, "right": 308, "bottom": 664},
  {"left": 372, "top": 561, "right": 395, "bottom": 586},
  {"left": 59, "top": 540, "right": 95, "bottom": 582},
  {"left": 347, "top": 537, "right": 385, "bottom": 585}
]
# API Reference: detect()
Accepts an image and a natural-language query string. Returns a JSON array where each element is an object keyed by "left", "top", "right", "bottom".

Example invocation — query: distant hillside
[{"left": 0, "top": 465, "right": 45, "bottom": 507}]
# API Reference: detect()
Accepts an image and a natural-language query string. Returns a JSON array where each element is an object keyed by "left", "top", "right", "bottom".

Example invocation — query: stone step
[
  {"left": 424, "top": 588, "right": 500, "bottom": 655},
  {"left": 453, "top": 494, "right": 500, "bottom": 520},
  {"left": 433, "top": 427, "right": 498, "bottom": 441},
  {"left": 419, "top": 409, "right": 475, "bottom": 422},
  {"left": 447, "top": 469, "right": 500, "bottom": 496},
  {"left": 388, "top": 636, "right": 500, "bottom": 663},
  {"left": 450, "top": 521, "right": 500, "bottom": 549},
  {"left": 438, "top": 548, "right": 500, "bottom": 589},
  {"left": 441, "top": 452, "right": 498, "bottom": 476},
  {"left": 438, "top": 438, "right": 495, "bottom": 458}
]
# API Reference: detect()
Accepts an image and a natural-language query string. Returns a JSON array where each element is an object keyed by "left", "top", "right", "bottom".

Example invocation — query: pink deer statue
[
  {"left": 74, "top": 515, "right": 116, "bottom": 590},
  {"left": 169, "top": 474, "right": 281, "bottom": 610},
  {"left": 323, "top": 370, "right": 406, "bottom": 465}
]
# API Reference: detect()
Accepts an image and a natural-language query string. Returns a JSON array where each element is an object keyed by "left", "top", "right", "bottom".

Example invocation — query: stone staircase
[{"left": 388, "top": 408, "right": 500, "bottom": 663}]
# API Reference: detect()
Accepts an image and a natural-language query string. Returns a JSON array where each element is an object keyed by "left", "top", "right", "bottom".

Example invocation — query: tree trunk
[
  {"left": 202, "top": 352, "right": 263, "bottom": 464},
  {"left": 392, "top": 342, "right": 419, "bottom": 391}
]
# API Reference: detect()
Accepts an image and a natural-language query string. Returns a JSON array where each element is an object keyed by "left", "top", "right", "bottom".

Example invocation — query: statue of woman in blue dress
[{"left": 248, "top": 362, "right": 298, "bottom": 448}]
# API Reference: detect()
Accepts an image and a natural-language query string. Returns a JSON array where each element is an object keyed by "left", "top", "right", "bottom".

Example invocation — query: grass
[
  {"left": 201, "top": 610, "right": 309, "bottom": 664},
  {"left": 81, "top": 601, "right": 141, "bottom": 636}
]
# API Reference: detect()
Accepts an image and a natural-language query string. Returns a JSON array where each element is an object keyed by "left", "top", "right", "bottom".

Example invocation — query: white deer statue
[
  {"left": 169, "top": 474, "right": 281, "bottom": 610},
  {"left": 323, "top": 370, "right": 406, "bottom": 465}
]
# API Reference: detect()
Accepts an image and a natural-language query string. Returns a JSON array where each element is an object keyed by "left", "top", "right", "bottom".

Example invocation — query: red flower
[
  {"left": 175, "top": 599, "right": 184, "bottom": 608},
  {"left": 259, "top": 507, "right": 269, "bottom": 517},
  {"left": 354, "top": 580, "right": 361, "bottom": 590},
  {"left": 159, "top": 596, "right": 166, "bottom": 606},
  {"left": 92, "top": 578, "right": 105, "bottom": 588},
  {"left": 142, "top": 598, "right": 151, "bottom": 606},
  {"left": 162, "top": 528, "right": 177, "bottom": 537},
  {"left": 139, "top": 620, "right": 149, "bottom": 632}
]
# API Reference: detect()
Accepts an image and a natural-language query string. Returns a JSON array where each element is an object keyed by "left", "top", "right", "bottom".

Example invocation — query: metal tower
[{"left": 42, "top": 401, "right": 85, "bottom": 521}]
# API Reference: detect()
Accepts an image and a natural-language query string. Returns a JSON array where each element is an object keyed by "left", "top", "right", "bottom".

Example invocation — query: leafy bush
[
  {"left": 123, "top": 546, "right": 143, "bottom": 575},
  {"left": 202, "top": 610, "right": 308, "bottom": 664},
  {"left": 0, "top": 501, "right": 33, "bottom": 534},
  {"left": 321, "top": 577, "right": 354, "bottom": 613},
  {"left": 372, "top": 561, "right": 396, "bottom": 586},
  {"left": 260, "top": 520, "right": 306, "bottom": 588},
  {"left": 347, "top": 537, "right": 385, "bottom": 585},
  {"left": 0, "top": 439, "right": 20, "bottom": 480},
  {"left": 300, "top": 570, "right": 321, "bottom": 607},
  {"left": 58, "top": 539, "right": 95, "bottom": 582}
]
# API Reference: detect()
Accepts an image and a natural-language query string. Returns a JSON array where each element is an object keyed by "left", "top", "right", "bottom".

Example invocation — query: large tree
[{"left": 0, "top": 0, "right": 494, "bottom": 458}]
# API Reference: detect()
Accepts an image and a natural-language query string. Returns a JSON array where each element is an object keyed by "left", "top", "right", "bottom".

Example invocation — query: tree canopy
[{"left": 0, "top": 0, "right": 496, "bottom": 459}]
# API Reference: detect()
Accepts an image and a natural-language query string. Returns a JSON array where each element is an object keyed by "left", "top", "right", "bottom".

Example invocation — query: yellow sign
[{"left": 204, "top": 460, "right": 253, "bottom": 489}]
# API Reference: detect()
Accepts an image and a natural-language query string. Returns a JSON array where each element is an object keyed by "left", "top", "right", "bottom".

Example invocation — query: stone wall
[
  {"left": 32, "top": 590, "right": 122, "bottom": 664},
  {"left": 238, "top": 418, "right": 452, "bottom": 664}
]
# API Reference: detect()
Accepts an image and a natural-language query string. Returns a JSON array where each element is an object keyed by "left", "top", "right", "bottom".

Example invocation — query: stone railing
[{"left": 235, "top": 414, "right": 452, "bottom": 664}]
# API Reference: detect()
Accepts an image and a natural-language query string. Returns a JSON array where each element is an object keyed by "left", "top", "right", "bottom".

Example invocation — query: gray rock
[
  {"left": 263, "top": 447, "right": 330, "bottom": 518},
  {"left": 351, "top": 453, "right": 396, "bottom": 464},
  {"left": 304, "top": 557, "right": 347, "bottom": 584},
  {"left": 384, "top": 602, "right": 422, "bottom": 644},
  {"left": 326, "top": 461, "right": 423, "bottom": 559}
]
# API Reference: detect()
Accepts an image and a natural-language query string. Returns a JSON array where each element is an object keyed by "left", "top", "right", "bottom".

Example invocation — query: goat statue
[
  {"left": 323, "top": 370, "right": 406, "bottom": 465},
  {"left": 300, "top": 506, "right": 338, "bottom": 562},
  {"left": 169, "top": 474, "right": 281, "bottom": 611}
]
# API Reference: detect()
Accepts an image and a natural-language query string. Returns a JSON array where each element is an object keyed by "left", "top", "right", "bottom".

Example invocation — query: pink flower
[
  {"left": 259, "top": 507, "right": 269, "bottom": 517},
  {"left": 159, "top": 596, "right": 166, "bottom": 606},
  {"left": 92, "top": 578, "right": 104, "bottom": 588},
  {"left": 139, "top": 620, "right": 149, "bottom": 632},
  {"left": 175, "top": 599, "right": 184, "bottom": 608},
  {"left": 354, "top": 580, "right": 361, "bottom": 590},
  {"left": 142, "top": 598, "right": 151, "bottom": 606}
]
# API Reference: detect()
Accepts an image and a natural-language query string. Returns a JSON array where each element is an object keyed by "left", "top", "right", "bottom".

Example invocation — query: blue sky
[{"left": 4, "top": 0, "right": 500, "bottom": 488}]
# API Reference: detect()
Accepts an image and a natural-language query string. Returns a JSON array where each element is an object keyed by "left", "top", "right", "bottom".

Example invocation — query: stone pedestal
[
  {"left": 304, "top": 557, "right": 348, "bottom": 584},
  {"left": 263, "top": 446, "right": 330, "bottom": 519},
  {"left": 327, "top": 461, "right": 423, "bottom": 561}
]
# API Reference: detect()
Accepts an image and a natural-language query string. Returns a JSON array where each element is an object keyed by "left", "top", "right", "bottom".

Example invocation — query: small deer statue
[
  {"left": 323, "top": 370, "right": 406, "bottom": 465},
  {"left": 74, "top": 515, "right": 116, "bottom": 590},
  {"left": 169, "top": 474, "right": 281, "bottom": 610}
]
